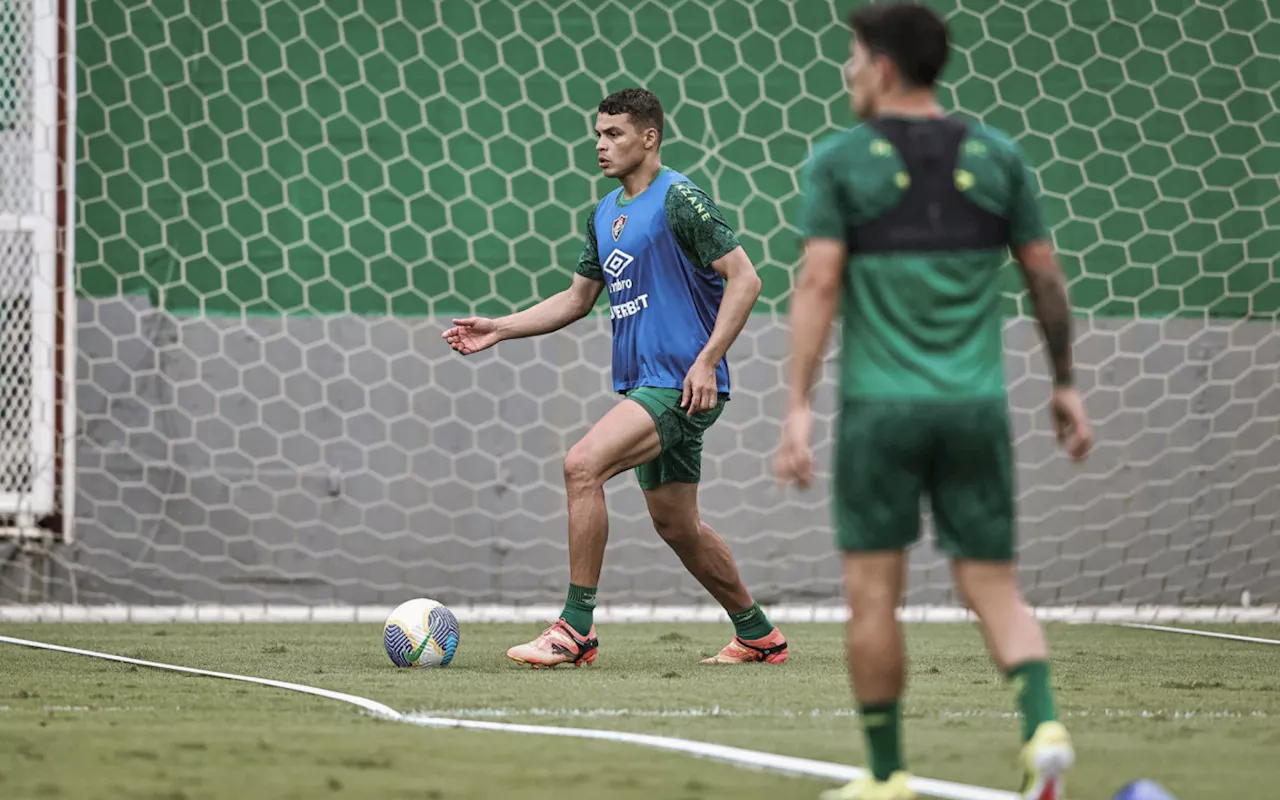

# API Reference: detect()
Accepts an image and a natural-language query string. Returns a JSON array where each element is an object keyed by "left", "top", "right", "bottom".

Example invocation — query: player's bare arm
[
  {"left": 1014, "top": 239, "right": 1073, "bottom": 388},
  {"left": 441, "top": 273, "right": 603, "bottom": 355},
  {"left": 775, "top": 237, "right": 845, "bottom": 489},
  {"left": 683, "top": 246, "right": 761, "bottom": 415},
  {"left": 1014, "top": 239, "right": 1093, "bottom": 461}
]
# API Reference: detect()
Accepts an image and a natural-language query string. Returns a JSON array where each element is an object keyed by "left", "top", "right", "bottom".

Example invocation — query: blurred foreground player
[
  {"left": 444, "top": 88, "right": 787, "bottom": 668},
  {"left": 773, "top": 4, "right": 1093, "bottom": 799}
]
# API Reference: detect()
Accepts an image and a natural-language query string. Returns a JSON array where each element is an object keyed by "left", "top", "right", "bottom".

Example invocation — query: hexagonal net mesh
[
  {"left": 19, "top": 0, "right": 1278, "bottom": 609},
  {"left": 0, "top": 0, "right": 59, "bottom": 524}
]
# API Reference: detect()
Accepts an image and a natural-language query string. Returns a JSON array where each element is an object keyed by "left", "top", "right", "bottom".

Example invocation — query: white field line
[
  {"left": 2, "top": 603, "right": 1279, "bottom": 624},
  {"left": 0, "top": 705, "right": 160, "bottom": 712},
  {"left": 0, "top": 635, "right": 399, "bottom": 718},
  {"left": 400, "top": 712, "right": 1015, "bottom": 800},
  {"left": 1118, "top": 622, "right": 1280, "bottom": 646},
  {"left": 1, "top": 701, "right": 1261, "bottom": 722},
  {"left": 0, "top": 634, "right": 1016, "bottom": 800},
  {"left": 410, "top": 706, "right": 1269, "bottom": 721}
]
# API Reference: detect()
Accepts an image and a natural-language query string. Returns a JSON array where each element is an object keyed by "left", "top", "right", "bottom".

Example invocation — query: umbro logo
[{"left": 602, "top": 248, "right": 634, "bottom": 278}]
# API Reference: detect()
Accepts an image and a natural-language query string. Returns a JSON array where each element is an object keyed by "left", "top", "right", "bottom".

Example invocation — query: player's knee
[
  {"left": 952, "top": 561, "right": 1020, "bottom": 612},
  {"left": 846, "top": 580, "right": 899, "bottom": 617},
  {"left": 563, "top": 445, "right": 603, "bottom": 491},
  {"left": 652, "top": 516, "right": 698, "bottom": 548}
]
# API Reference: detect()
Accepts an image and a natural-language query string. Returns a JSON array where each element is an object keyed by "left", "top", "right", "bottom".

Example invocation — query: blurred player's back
[
  {"left": 777, "top": 4, "right": 1092, "bottom": 800},
  {"left": 808, "top": 116, "right": 1038, "bottom": 400}
]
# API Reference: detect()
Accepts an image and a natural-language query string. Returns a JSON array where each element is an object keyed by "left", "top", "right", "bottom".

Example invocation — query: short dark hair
[
  {"left": 597, "top": 88, "right": 664, "bottom": 142},
  {"left": 850, "top": 3, "right": 950, "bottom": 89}
]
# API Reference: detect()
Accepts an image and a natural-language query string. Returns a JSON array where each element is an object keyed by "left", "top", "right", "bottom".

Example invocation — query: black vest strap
[{"left": 850, "top": 117, "right": 1009, "bottom": 254}]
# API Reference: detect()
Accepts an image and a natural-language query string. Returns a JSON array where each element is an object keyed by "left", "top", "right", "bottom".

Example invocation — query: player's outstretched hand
[
  {"left": 680, "top": 359, "right": 718, "bottom": 416},
  {"left": 774, "top": 405, "right": 815, "bottom": 489},
  {"left": 1051, "top": 386, "right": 1093, "bottom": 462},
  {"left": 441, "top": 317, "right": 502, "bottom": 355}
]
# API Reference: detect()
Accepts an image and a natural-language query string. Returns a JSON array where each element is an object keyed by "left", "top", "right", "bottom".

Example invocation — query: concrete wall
[{"left": 9, "top": 297, "right": 1275, "bottom": 607}]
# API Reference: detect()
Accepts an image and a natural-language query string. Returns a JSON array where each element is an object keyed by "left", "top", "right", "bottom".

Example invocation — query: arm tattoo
[{"left": 1027, "top": 271, "right": 1074, "bottom": 387}]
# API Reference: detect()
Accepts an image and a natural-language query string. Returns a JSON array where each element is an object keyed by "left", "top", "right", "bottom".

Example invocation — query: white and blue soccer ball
[
  {"left": 1112, "top": 781, "right": 1178, "bottom": 800},
  {"left": 383, "top": 597, "right": 460, "bottom": 668}
]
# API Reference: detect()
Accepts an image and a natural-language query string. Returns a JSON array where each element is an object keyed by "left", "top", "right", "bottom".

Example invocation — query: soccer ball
[
  {"left": 382, "top": 597, "right": 460, "bottom": 668},
  {"left": 1112, "top": 780, "right": 1178, "bottom": 800}
]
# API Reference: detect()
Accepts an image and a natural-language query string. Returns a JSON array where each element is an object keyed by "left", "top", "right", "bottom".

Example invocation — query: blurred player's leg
[
  {"left": 506, "top": 400, "right": 661, "bottom": 668},
  {"left": 849, "top": 552, "right": 908, "bottom": 775},
  {"left": 933, "top": 398, "right": 1072, "bottom": 799},
  {"left": 954, "top": 561, "right": 1073, "bottom": 800},
  {"left": 643, "top": 482, "right": 787, "bottom": 664},
  {"left": 820, "top": 401, "right": 924, "bottom": 799},
  {"left": 951, "top": 561, "right": 1048, "bottom": 677},
  {"left": 819, "top": 552, "right": 912, "bottom": 800}
]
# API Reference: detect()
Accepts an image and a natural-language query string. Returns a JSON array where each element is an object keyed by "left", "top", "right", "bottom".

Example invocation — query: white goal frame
[{"left": 0, "top": 0, "right": 74, "bottom": 537}]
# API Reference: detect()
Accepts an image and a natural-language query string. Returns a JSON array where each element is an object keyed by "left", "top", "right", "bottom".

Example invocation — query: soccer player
[
  {"left": 774, "top": 5, "right": 1092, "bottom": 800},
  {"left": 443, "top": 88, "right": 788, "bottom": 668}
]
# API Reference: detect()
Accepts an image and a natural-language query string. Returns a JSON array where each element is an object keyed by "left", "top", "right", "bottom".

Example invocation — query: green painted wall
[{"left": 76, "top": 0, "right": 1280, "bottom": 318}]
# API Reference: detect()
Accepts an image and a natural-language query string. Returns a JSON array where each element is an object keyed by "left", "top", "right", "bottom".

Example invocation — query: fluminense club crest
[{"left": 611, "top": 214, "right": 627, "bottom": 240}]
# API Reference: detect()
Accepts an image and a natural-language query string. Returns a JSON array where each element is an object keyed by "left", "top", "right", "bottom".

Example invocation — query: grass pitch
[{"left": 1, "top": 622, "right": 1278, "bottom": 799}]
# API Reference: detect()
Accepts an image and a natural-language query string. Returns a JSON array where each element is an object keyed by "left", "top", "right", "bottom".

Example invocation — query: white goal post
[{"left": 0, "top": 0, "right": 73, "bottom": 537}]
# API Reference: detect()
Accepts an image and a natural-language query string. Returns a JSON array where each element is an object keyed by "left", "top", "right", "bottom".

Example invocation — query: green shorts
[
  {"left": 833, "top": 398, "right": 1016, "bottom": 561},
  {"left": 625, "top": 387, "right": 727, "bottom": 490}
]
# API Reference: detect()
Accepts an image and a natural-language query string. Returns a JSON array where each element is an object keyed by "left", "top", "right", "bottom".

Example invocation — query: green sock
[
  {"left": 728, "top": 602, "right": 774, "bottom": 641},
  {"left": 560, "top": 584, "right": 596, "bottom": 637},
  {"left": 1007, "top": 660, "right": 1057, "bottom": 742},
  {"left": 860, "top": 700, "right": 904, "bottom": 781}
]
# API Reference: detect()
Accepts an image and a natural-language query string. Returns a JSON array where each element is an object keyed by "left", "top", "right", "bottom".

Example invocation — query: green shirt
[
  {"left": 575, "top": 167, "right": 741, "bottom": 281},
  {"left": 798, "top": 118, "right": 1048, "bottom": 400}
]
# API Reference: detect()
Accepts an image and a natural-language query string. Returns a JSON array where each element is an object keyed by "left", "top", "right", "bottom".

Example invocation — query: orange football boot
[
  {"left": 700, "top": 626, "right": 789, "bottom": 664},
  {"left": 506, "top": 619, "right": 599, "bottom": 668}
]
